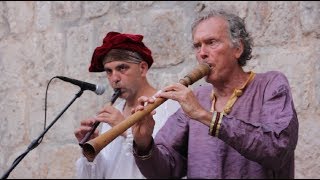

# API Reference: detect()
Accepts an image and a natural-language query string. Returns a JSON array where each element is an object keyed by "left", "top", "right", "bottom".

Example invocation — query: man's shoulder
[
  {"left": 254, "top": 71, "right": 292, "bottom": 96},
  {"left": 257, "top": 70, "right": 287, "bottom": 78},
  {"left": 256, "top": 71, "right": 289, "bottom": 84}
]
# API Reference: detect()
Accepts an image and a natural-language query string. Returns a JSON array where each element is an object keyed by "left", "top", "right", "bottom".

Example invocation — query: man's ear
[
  {"left": 139, "top": 61, "right": 149, "bottom": 77},
  {"left": 234, "top": 40, "right": 244, "bottom": 60}
]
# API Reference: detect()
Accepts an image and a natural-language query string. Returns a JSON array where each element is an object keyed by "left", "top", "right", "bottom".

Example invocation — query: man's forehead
[{"left": 103, "top": 60, "right": 137, "bottom": 68}]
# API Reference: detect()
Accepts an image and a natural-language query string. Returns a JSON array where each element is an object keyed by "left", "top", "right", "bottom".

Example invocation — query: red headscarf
[{"left": 88, "top": 31, "right": 154, "bottom": 72}]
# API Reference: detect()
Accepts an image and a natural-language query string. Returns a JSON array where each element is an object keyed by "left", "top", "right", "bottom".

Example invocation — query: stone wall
[{"left": 0, "top": 1, "right": 319, "bottom": 178}]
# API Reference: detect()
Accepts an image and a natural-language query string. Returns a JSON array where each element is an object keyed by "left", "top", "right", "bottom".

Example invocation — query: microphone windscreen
[{"left": 95, "top": 84, "right": 106, "bottom": 95}]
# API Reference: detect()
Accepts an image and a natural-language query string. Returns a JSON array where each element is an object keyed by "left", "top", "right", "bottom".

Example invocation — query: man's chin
[{"left": 119, "top": 90, "right": 128, "bottom": 99}]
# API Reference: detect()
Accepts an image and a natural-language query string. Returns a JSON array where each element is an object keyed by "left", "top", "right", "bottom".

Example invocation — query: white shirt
[{"left": 76, "top": 98, "right": 180, "bottom": 179}]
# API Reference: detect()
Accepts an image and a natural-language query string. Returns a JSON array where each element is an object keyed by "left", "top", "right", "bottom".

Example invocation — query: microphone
[{"left": 56, "top": 76, "right": 106, "bottom": 95}]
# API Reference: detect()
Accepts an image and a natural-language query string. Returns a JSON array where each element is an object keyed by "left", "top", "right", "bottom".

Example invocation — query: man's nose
[
  {"left": 110, "top": 72, "right": 121, "bottom": 84},
  {"left": 199, "top": 45, "right": 208, "bottom": 60}
]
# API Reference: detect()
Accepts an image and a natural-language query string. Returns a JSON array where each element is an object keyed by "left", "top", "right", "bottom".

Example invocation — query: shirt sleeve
[
  {"left": 75, "top": 152, "right": 109, "bottom": 179},
  {"left": 75, "top": 122, "right": 119, "bottom": 179},
  {"left": 217, "top": 72, "right": 299, "bottom": 170},
  {"left": 134, "top": 108, "right": 188, "bottom": 179}
]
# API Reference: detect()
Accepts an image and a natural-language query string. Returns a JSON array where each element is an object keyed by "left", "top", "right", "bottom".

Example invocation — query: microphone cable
[
  {"left": 42, "top": 76, "right": 58, "bottom": 144},
  {"left": 2, "top": 76, "right": 58, "bottom": 179}
]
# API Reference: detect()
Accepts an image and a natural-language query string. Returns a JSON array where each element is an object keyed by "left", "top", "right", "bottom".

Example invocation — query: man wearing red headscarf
[{"left": 74, "top": 32, "right": 180, "bottom": 178}]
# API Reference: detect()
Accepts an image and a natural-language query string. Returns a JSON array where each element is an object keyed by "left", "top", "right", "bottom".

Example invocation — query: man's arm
[
  {"left": 215, "top": 72, "right": 298, "bottom": 169},
  {"left": 134, "top": 108, "right": 188, "bottom": 178}
]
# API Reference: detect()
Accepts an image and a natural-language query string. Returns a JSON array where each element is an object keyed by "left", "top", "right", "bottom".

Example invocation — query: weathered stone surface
[
  {"left": 0, "top": 2, "right": 9, "bottom": 40},
  {"left": 83, "top": 1, "right": 111, "bottom": 19},
  {"left": 246, "top": 1, "right": 301, "bottom": 46},
  {"left": 295, "top": 113, "right": 320, "bottom": 179},
  {"left": 299, "top": 1, "right": 320, "bottom": 36},
  {"left": 0, "top": 1, "right": 319, "bottom": 179},
  {"left": 65, "top": 24, "right": 94, "bottom": 78},
  {"left": 116, "top": 1, "right": 154, "bottom": 14},
  {"left": 35, "top": 1, "right": 52, "bottom": 32},
  {"left": 116, "top": 8, "right": 191, "bottom": 68},
  {"left": 6, "top": 1, "right": 33, "bottom": 34},
  {"left": 199, "top": 1, "right": 248, "bottom": 18},
  {"left": 52, "top": 1, "right": 81, "bottom": 22}
]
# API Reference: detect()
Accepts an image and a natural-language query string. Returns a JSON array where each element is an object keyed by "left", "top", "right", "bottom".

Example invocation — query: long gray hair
[{"left": 191, "top": 10, "right": 253, "bottom": 66}]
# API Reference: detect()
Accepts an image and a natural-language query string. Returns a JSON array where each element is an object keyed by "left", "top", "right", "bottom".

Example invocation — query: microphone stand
[{"left": 1, "top": 89, "right": 84, "bottom": 179}]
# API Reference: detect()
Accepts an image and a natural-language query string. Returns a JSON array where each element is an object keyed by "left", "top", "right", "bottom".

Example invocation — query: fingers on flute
[
  {"left": 131, "top": 104, "right": 144, "bottom": 115},
  {"left": 74, "top": 128, "right": 82, "bottom": 140},
  {"left": 98, "top": 104, "right": 116, "bottom": 114},
  {"left": 138, "top": 96, "right": 155, "bottom": 105},
  {"left": 161, "top": 83, "right": 180, "bottom": 92},
  {"left": 74, "top": 126, "right": 97, "bottom": 141},
  {"left": 80, "top": 118, "right": 96, "bottom": 126},
  {"left": 92, "top": 129, "right": 99, "bottom": 138}
]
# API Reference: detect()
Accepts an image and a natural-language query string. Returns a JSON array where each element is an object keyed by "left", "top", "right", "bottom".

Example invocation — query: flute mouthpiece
[{"left": 179, "top": 63, "right": 211, "bottom": 86}]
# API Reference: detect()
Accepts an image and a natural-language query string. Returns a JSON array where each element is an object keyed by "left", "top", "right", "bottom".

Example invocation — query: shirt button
[{"left": 234, "top": 89, "right": 243, "bottom": 97}]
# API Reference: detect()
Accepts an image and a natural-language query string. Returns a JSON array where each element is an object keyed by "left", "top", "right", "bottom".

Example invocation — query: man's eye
[
  {"left": 209, "top": 40, "right": 218, "bottom": 47},
  {"left": 105, "top": 69, "right": 112, "bottom": 75},
  {"left": 117, "top": 64, "right": 129, "bottom": 73},
  {"left": 192, "top": 44, "right": 201, "bottom": 50},
  {"left": 120, "top": 66, "right": 126, "bottom": 70}
]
